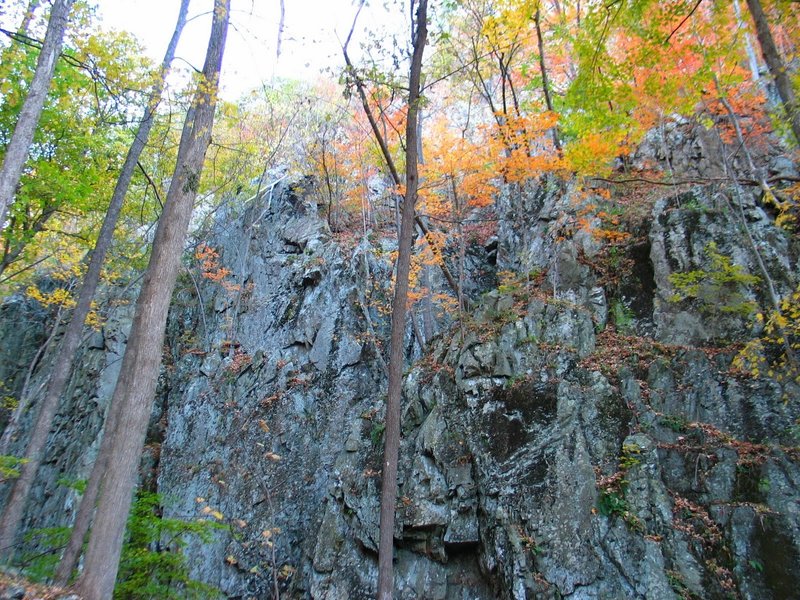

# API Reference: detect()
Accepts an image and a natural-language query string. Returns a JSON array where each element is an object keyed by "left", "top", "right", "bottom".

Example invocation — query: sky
[{"left": 97, "top": 0, "right": 402, "bottom": 99}]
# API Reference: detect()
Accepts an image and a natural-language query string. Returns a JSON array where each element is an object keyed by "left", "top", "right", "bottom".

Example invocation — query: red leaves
[{"left": 195, "top": 244, "right": 231, "bottom": 283}]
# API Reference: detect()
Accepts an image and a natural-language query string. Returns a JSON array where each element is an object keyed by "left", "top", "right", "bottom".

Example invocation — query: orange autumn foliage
[{"left": 487, "top": 112, "right": 566, "bottom": 181}]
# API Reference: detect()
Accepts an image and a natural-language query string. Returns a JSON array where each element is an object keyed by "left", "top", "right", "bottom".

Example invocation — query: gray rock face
[
  {"left": 0, "top": 290, "right": 136, "bottom": 542},
  {"left": 650, "top": 187, "right": 796, "bottom": 345},
  {"left": 156, "top": 180, "right": 393, "bottom": 598},
  {"left": 631, "top": 116, "right": 799, "bottom": 183},
  {"left": 2, "top": 139, "right": 799, "bottom": 598},
  {"left": 158, "top": 173, "right": 798, "bottom": 599},
  {"left": 0, "top": 295, "right": 47, "bottom": 419}
]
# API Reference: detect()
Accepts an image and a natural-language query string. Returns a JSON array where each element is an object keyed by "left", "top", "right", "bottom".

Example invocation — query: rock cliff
[{"left": 1, "top": 121, "right": 799, "bottom": 599}]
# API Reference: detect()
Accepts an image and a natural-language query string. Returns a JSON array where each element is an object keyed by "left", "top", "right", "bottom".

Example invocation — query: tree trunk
[
  {"left": 377, "top": 2, "right": 427, "bottom": 598},
  {"left": 534, "top": 3, "right": 561, "bottom": 151},
  {"left": 55, "top": 104, "right": 196, "bottom": 584},
  {"left": 16, "top": 0, "right": 42, "bottom": 35},
  {"left": 71, "top": 2, "right": 229, "bottom": 598},
  {"left": 732, "top": 0, "right": 763, "bottom": 84},
  {"left": 26, "top": 1, "right": 188, "bottom": 582},
  {"left": 0, "top": 0, "right": 75, "bottom": 231},
  {"left": 745, "top": 0, "right": 800, "bottom": 145}
]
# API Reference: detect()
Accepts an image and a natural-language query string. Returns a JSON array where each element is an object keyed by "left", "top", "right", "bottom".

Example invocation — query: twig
[
  {"left": 353, "top": 241, "right": 389, "bottom": 374},
  {"left": 184, "top": 266, "right": 210, "bottom": 352},
  {"left": 137, "top": 161, "right": 163, "bottom": 209},
  {"left": 341, "top": 4, "right": 462, "bottom": 301},
  {"left": 0, "top": 254, "right": 50, "bottom": 285},
  {"left": 589, "top": 175, "right": 800, "bottom": 187},
  {"left": 665, "top": 0, "right": 704, "bottom": 45},
  {"left": 704, "top": 82, "right": 799, "bottom": 373}
]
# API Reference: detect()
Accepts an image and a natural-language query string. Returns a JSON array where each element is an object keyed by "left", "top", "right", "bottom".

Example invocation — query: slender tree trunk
[
  {"left": 733, "top": 0, "right": 762, "bottom": 84},
  {"left": 377, "top": 3, "right": 427, "bottom": 598},
  {"left": 451, "top": 178, "right": 466, "bottom": 314},
  {"left": 16, "top": 0, "right": 42, "bottom": 35},
  {"left": 745, "top": 0, "right": 800, "bottom": 145},
  {"left": 534, "top": 3, "right": 561, "bottom": 151},
  {"left": 41, "top": 2, "right": 189, "bottom": 582},
  {"left": 57, "top": 106, "right": 197, "bottom": 587},
  {"left": 0, "top": 0, "right": 75, "bottom": 231},
  {"left": 72, "top": 3, "right": 229, "bottom": 598}
]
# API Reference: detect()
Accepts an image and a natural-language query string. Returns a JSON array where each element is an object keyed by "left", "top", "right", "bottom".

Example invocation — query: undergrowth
[{"left": 15, "top": 490, "right": 224, "bottom": 599}]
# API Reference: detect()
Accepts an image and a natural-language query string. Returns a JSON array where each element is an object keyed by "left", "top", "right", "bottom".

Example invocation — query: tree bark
[
  {"left": 745, "top": 0, "right": 800, "bottom": 145},
  {"left": 0, "top": 0, "right": 75, "bottom": 231},
  {"left": 732, "top": 0, "right": 763, "bottom": 84},
  {"left": 534, "top": 3, "right": 561, "bottom": 151},
  {"left": 55, "top": 104, "right": 194, "bottom": 583},
  {"left": 71, "top": 2, "right": 229, "bottom": 598},
  {"left": 377, "top": 2, "right": 427, "bottom": 597},
  {"left": 33, "top": 1, "right": 188, "bottom": 582}
]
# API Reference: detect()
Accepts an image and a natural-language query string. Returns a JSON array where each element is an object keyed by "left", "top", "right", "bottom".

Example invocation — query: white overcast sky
[{"left": 97, "top": 0, "right": 402, "bottom": 98}]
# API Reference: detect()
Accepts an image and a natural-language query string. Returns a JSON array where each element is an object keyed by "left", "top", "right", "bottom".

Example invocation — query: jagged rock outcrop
[
  {"left": 1, "top": 125, "right": 799, "bottom": 599},
  {"left": 311, "top": 174, "right": 799, "bottom": 599}
]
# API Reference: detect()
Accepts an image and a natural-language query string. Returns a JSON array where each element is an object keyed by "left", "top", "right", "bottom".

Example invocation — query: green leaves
[
  {"left": 669, "top": 242, "right": 761, "bottom": 318},
  {"left": 0, "top": 10, "right": 153, "bottom": 284},
  {"left": 0, "top": 454, "right": 28, "bottom": 483},
  {"left": 552, "top": 0, "right": 751, "bottom": 172},
  {"left": 114, "top": 491, "right": 225, "bottom": 600}
]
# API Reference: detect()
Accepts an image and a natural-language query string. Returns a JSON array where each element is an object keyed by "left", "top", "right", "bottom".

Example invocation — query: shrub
[{"left": 669, "top": 242, "right": 760, "bottom": 317}]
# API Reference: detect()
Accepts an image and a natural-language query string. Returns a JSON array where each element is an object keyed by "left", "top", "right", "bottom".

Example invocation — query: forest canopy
[{"left": 0, "top": 0, "right": 796, "bottom": 297}]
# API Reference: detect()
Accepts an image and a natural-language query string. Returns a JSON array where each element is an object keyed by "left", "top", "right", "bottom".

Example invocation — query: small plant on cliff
[
  {"left": 370, "top": 422, "right": 386, "bottom": 447},
  {"left": 668, "top": 242, "right": 760, "bottom": 318},
  {"left": 659, "top": 413, "right": 689, "bottom": 433},
  {"left": 769, "top": 183, "right": 800, "bottom": 232},
  {"left": 596, "top": 444, "right": 644, "bottom": 531},
  {"left": 611, "top": 300, "right": 635, "bottom": 334},
  {"left": 0, "top": 455, "right": 27, "bottom": 483},
  {"left": 666, "top": 569, "right": 701, "bottom": 600},
  {"left": 597, "top": 486, "right": 629, "bottom": 519}
]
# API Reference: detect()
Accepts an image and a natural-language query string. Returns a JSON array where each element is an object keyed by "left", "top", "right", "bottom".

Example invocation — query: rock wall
[
  {"left": 160, "top": 172, "right": 800, "bottom": 599},
  {"left": 0, "top": 291, "right": 135, "bottom": 540},
  {"left": 1, "top": 127, "right": 799, "bottom": 599}
]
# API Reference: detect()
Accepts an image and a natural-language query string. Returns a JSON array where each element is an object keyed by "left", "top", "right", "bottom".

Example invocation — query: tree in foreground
[
  {"left": 0, "top": 0, "right": 191, "bottom": 563},
  {"left": 0, "top": 0, "right": 75, "bottom": 230},
  {"left": 0, "top": 7, "right": 158, "bottom": 284},
  {"left": 71, "top": 1, "right": 230, "bottom": 598}
]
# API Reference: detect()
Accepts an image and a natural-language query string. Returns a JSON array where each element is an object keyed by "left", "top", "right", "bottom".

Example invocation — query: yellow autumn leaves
[
  {"left": 734, "top": 284, "right": 800, "bottom": 386},
  {"left": 22, "top": 240, "right": 104, "bottom": 329}
]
